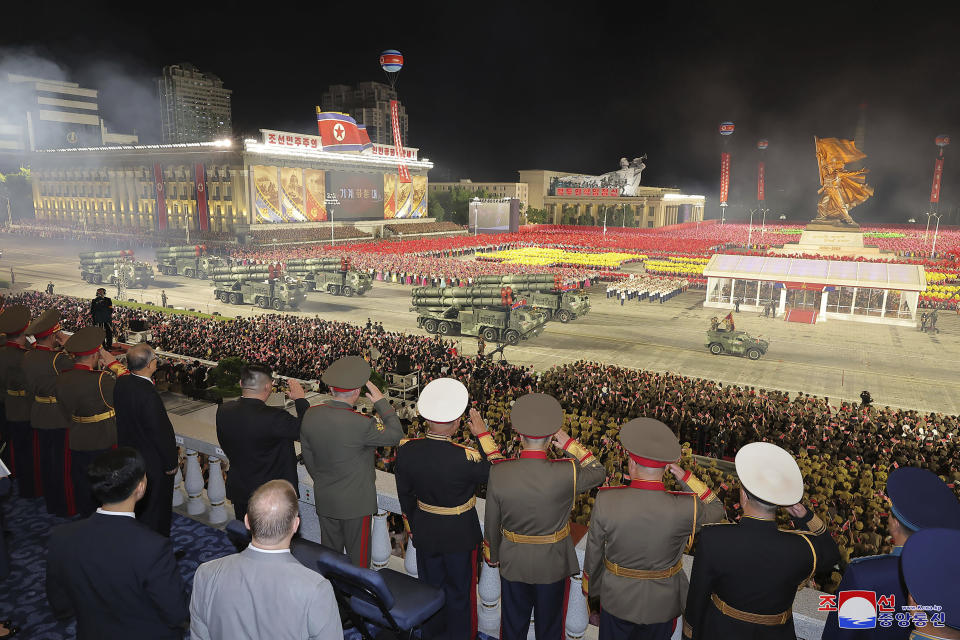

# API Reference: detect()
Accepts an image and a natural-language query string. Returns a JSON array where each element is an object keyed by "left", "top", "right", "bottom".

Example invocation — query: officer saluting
[
  {"left": 0, "top": 305, "right": 37, "bottom": 498},
  {"left": 822, "top": 467, "right": 960, "bottom": 640},
  {"left": 54, "top": 326, "right": 129, "bottom": 516},
  {"left": 683, "top": 442, "right": 840, "bottom": 639},
  {"left": 483, "top": 393, "right": 605, "bottom": 640},
  {"left": 900, "top": 528, "right": 960, "bottom": 640},
  {"left": 395, "top": 378, "right": 504, "bottom": 640},
  {"left": 300, "top": 355, "right": 403, "bottom": 567},
  {"left": 584, "top": 418, "right": 725, "bottom": 639},
  {"left": 23, "top": 309, "right": 74, "bottom": 516}
]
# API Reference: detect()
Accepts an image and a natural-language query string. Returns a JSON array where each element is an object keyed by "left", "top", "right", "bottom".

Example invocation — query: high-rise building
[
  {"left": 320, "top": 81, "right": 407, "bottom": 146},
  {"left": 0, "top": 72, "right": 138, "bottom": 160},
  {"left": 157, "top": 63, "right": 232, "bottom": 143}
]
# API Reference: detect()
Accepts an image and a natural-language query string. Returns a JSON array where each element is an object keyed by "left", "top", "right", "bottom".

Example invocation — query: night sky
[{"left": 4, "top": 3, "right": 959, "bottom": 222}]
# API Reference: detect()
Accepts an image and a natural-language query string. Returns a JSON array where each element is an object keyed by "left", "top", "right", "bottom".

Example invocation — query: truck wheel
[
  {"left": 343, "top": 286, "right": 354, "bottom": 297},
  {"left": 709, "top": 343, "right": 723, "bottom": 355},
  {"left": 198, "top": 270, "right": 207, "bottom": 280},
  {"left": 481, "top": 327, "right": 498, "bottom": 342},
  {"left": 184, "top": 269, "right": 194, "bottom": 278},
  {"left": 327, "top": 285, "right": 336, "bottom": 295},
  {"left": 557, "top": 309, "right": 572, "bottom": 323},
  {"left": 438, "top": 321, "right": 451, "bottom": 335},
  {"left": 747, "top": 348, "right": 761, "bottom": 360},
  {"left": 272, "top": 299, "right": 284, "bottom": 311},
  {"left": 229, "top": 292, "right": 241, "bottom": 305},
  {"left": 95, "top": 274, "right": 103, "bottom": 284},
  {"left": 356, "top": 289, "right": 366, "bottom": 296},
  {"left": 504, "top": 330, "right": 520, "bottom": 345},
  {"left": 423, "top": 319, "right": 438, "bottom": 334}
]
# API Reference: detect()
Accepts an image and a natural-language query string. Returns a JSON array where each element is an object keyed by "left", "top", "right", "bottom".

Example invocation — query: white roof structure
[{"left": 703, "top": 254, "right": 926, "bottom": 292}]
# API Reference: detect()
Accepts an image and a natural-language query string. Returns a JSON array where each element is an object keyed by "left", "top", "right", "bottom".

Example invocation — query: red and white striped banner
[
  {"left": 390, "top": 100, "right": 411, "bottom": 183},
  {"left": 757, "top": 161, "right": 765, "bottom": 202},
  {"left": 930, "top": 157, "right": 945, "bottom": 203},
  {"left": 720, "top": 152, "right": 731, "bottom": 206}
]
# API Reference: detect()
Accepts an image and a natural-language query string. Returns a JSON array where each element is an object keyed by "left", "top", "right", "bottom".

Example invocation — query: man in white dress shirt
[{"left": 190, "top": 479, "right": 343, "bottom": 640}]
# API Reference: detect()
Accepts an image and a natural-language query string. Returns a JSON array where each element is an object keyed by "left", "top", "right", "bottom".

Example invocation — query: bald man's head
[
  {"left": 247, "top": 480, "right": 299, "bottom": 545},
  {"left": 126, "top": 343, "right": 156, "bottom": 373}
]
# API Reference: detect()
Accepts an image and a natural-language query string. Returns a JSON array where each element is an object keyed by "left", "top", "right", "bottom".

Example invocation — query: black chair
[{"left": 293, "top": 537, "right": 444, "bottom": 640}]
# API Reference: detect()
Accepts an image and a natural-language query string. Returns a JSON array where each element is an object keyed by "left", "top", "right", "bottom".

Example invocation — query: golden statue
[{"left": 812, "top": 137, "right": 874, "bottom": 226}]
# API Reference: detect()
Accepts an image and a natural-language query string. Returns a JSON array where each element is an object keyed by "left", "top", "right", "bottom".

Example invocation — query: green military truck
[
  {"left": 705, "top": 329, "right": 770, "bottom": 360},
  {"left": 79, "top": 251, "right": 155, "bottom": 287},
  {"left": 411, "top": 286, "right": 546, "bottom": 344},
  {"left": 285, "top": 258, "right": 372, "bottom": 296},
  {"left": 155, "top": 245, "right": 224, "bottom": 278},
  {"left": 473, "top": 274, "right": 590, "bottom": 322},
  {"left": 210, "top": 265, "right": 306, "bottom": 310}
]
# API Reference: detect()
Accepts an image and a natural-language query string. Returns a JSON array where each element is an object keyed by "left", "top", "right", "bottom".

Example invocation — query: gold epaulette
[
  {"left": 781, "top": 514, "right": 827, "bottom": 536},
  {"left": 459, "top": 446, "right": 482, "bottom": 463}
]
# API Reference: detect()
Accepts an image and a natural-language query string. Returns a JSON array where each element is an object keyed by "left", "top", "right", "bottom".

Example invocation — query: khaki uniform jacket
[
  {"left": 55, "top": 361, "right": 129, "bottom": 451},
  {"left": 0, "top": 343, "right": 32, "bottom": 422},
  {"left": 300, "top": 398, "right": 402, "bottom": 519},
  {"left": 583, "top": 472, "right": 726, "bottom": 625},
  {"left": 484, "top": 440, "right": 605, "bottom": 584},
  {"left": 23, "top": 346, "right": 74, "bottom": 430}
]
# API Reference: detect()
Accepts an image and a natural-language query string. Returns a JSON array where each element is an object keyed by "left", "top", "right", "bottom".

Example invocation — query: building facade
[
  {"left": 158, "top": 64, "right": 233, "bottom": 143},
  {"left": 29, "top": 131, "right": 431, "bottom": 233},
  {"left": 0, "top": 73, "right": 138, "bottom": 162},
  {"left": 429, "top": 179, "right": 529, "bottom": 211},
  {"left": 518, "top": 169, "right": 705, "bottom": 228},
  {"left": 320, "top": 82, "right": 407, "bottom": 146}
]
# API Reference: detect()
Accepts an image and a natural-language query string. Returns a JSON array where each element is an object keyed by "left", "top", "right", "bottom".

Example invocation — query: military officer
[
  {"left": 300, "top": 355, "right": 403, "bottom": 567},
  {"left": 683, "top": 442, "right": 840, "bottom": 640},
  {"left": 584, "top": 418, "right": 726, "bottom": 640},
  {"left": 395, "top": 378, "right": 504, "bottom": 640},
  {"left": 54, "top": 326, "right": 129, "bottom": 516},
  {"left": 0, "top": 305, "right": 37, "bottom": 497},
  {"left": 23, "top": 309, "right": 74, "bottom": 516},
  {"left": 483, "top": 392, "right": 605, "bottom": 640},
  {"left": 822, "top": 467, "right": 960, "bottom": 640},
  {"left": 900, "top": 528, "right": 960, "bottom": 640}
]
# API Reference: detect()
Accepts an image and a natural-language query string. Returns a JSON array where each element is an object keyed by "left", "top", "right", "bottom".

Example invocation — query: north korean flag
[{"left": 316, "top": 109, "right": 365, "bottom": 152}]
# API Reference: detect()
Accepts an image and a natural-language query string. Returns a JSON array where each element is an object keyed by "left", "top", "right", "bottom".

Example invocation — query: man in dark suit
[
  {"left": 46, "top": 447, "right": 189, "bottom": 640},
  {"left": 216, "top": 364, "right": 307, "bottom": 522},
  {"left": 90, "top": 288, "right": 114, "bottom": 349},
  {"left": 115, "top": 344, "right": 179, "bottom": 536}
]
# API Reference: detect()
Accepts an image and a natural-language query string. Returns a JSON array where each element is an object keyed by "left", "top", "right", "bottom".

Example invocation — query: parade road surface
[{"left": 2, "top": 236, "right": 957, "bottom": 415}]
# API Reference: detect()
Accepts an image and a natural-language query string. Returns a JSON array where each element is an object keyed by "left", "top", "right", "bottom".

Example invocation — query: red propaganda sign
[
  {"left": 390, "top": 100, "right": 411, "bottom": 183},
  {"left": 153, "top": 163, "right": 167, "bottom": 231},
  {"left": 720, "top": 152, "right": 731, "bottom": 205},
  {"left": 758, "top": 161, "right": 766, "bottom": 201},
  {"left": 555, "top": 187, "right": 620, "bottom": 197},
  {"left": 757, "top": 139, "right": 768, "bottom": 150},
  {"left": 719, "top": 122, "right": 735, "bottom": 135},
  {"left": 930, "top": 157, "right": 945, "bottom": 203},
  {"left": 936, "top": 135, "right": 950, "bottom": 148},
  {"left": 195, "top": 163, "right": 209, "bottom": 232}
]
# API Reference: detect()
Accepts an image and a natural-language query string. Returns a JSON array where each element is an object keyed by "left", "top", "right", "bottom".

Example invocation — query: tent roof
[{"left": 702, "top": 254, "right": 927, "bottom": 291}]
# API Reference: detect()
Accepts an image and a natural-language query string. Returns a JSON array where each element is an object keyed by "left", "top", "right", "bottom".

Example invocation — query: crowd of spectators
[
  {"left": 6, "top": 289, "right": 958, "bottom": 593},
  {"left": 383, "top": 220, "right": 464, "bottom": 235},
  {"left": 244, "top": 226, "right": 372, "bottom": 245}
]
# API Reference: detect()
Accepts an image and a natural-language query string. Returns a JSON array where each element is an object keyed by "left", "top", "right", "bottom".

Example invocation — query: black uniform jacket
[
  {"left": 216, "top": 396, "right": 309, "bottom": 504},
  {"left": 395, "top": 433, "right": 497, "bottom": 554},
  {"left": 46, "top": 512, "right": 189, "bottom": 640},
  {"left": 115, "top": 374, "right": 179, "bottom": 475}
]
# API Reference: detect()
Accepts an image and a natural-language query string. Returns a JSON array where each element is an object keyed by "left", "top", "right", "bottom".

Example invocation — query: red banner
[
  {"left": 154, "top": 163, "right": 167, "bottom": 231},
  {"left": 555, "top": 187, "right": 620, "bottom": 197},
  {"left": 390, "top": 99, "right": 411, "bottom": 183},
  {"left": 195, "top": 163, "right": 209, "bottom": 231},
  {"left": 930, "top": 157, "right": 945, "bottom": 203},
  {"left": 757, "top": 161, "right": 765, "bottom": 201},
  {"left": 720, "top": 152, "right": 731, "bottom": 205}
]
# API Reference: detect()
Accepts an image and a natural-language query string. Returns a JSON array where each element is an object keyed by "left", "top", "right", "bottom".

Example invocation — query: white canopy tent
[{"left": 702, "top": 254, "right": 927, "bottom": 326}]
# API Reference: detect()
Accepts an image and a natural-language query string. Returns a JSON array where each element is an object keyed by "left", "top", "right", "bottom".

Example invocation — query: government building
[{"left": 29, "top": 129, "right": 432, "bottom": 233}]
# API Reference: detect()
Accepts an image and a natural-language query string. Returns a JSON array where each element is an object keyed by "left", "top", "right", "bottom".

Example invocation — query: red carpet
[{"left": 785, "top": 309, "right": 818, "bottom": 324}]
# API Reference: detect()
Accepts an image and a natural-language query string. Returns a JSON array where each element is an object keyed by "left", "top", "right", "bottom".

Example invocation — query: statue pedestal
[{"left": 770, "top": 222, "right": 884, "bottom": 258}]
